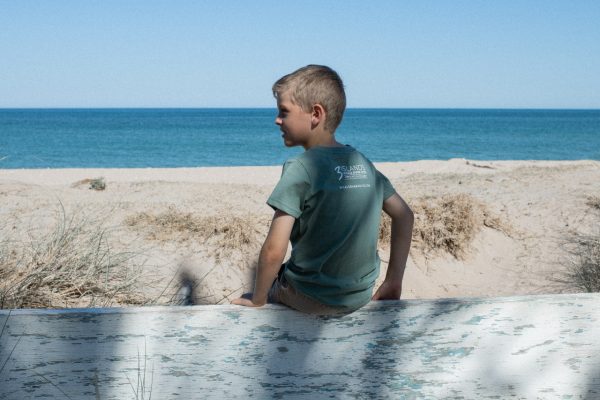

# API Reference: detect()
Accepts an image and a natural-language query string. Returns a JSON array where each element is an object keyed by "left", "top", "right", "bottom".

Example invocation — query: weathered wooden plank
[{"left": 1, "top": 293, "right": 599, "bottom": 399}]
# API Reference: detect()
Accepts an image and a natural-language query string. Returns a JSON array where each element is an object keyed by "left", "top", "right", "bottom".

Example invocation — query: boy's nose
[{"left": 275, "top": 117, "right": 282, "bottom": 125}]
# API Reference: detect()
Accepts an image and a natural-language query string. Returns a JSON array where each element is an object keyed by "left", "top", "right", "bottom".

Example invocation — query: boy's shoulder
[
  {"left": 282, "top": 146, "right": 381, "bottom": 182},
  {"left": 283, "top": 146, "right": 357, "bottom": 170},
  {"left": 290, "top": 145, "right": 366, "bottom": 164}
]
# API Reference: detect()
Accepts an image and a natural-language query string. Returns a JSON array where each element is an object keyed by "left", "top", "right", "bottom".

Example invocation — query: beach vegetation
[
  {"left": 125, "top": 207, "right": 270, "bottom": 262},
  {"left": 561, "top": 232, "right": 600, "bottom": 293},
  {"left": 379, "top": 193, "right": 510, "bottom": 259},
  {"left": 125, "top": 339, "right": 154, "bottom": 400},
  {"left": 0, "top": 204, "right": 150, "bottom": 309},
  {"left": 558, "top": 198, "right": 600, "bottom": 292},
  {"left": 586, "top": 195, "right": 600, "bottom": 211}
]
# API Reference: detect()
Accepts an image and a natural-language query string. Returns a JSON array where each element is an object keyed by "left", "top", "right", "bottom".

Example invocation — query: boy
[{"left": 232, "top": 65, "right": 413, "bottom": 315}]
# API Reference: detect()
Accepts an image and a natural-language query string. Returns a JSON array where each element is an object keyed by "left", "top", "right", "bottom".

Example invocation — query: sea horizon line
[{"left": 1, "top": 107, "right": 599, "bottom": 112}]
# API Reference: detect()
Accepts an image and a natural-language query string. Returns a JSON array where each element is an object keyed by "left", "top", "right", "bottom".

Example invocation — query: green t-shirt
[{"left": 267, "top": 145, "right": 396, "bottom": 309}]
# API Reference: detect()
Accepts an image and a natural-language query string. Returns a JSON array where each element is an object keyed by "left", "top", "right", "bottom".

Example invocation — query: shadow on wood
[{"left": 1, "top": 293, "right": 599, "bottom": 399}]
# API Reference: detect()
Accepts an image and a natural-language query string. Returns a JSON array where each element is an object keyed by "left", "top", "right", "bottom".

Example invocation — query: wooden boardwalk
[{"left": 1, "top": 293, "right": 599, "bottom": 399}]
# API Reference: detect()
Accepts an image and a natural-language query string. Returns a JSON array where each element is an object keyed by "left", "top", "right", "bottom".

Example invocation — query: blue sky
[{"left": 1, "top": 1, "right": 599, "bottom": 108}]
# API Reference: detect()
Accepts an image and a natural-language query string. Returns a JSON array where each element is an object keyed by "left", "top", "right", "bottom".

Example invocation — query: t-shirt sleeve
[
  {"left": 267, "top": 159, "right": 310, "bottom": 218},
  {"left": 377, "top": 170, "right": 397, "bottom": 200}
]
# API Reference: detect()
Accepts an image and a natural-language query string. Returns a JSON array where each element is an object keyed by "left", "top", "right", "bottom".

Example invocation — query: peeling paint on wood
[{"left": 1, "top": 294, "right": 600, "bottom": 399}]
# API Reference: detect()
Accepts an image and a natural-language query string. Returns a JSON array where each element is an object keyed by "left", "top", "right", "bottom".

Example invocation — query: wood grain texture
[{"left": 1, "top": 293, "right": 599, "bottom": 399}]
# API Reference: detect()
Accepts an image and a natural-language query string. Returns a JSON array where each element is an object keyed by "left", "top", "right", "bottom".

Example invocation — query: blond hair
[{"left": 272, "top": 65, "right": 346, "bottom": 133}]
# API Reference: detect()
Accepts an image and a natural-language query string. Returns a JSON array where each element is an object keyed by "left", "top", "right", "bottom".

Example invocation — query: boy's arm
[
  {"left": 232, "top": 209, "right": 294, "bottom": 307},
  {"left": 372, "top": 193, "right": 414, "bottom": 300}
]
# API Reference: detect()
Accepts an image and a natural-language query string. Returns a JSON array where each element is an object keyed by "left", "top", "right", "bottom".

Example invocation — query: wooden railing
[{"left": 1, "top": 293, "right": 599, "bottom": 399}]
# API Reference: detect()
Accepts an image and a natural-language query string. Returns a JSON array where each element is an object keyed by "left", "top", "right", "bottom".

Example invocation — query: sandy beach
[{"left": 1, "top": 159, "right": 599, "bottom": 308}]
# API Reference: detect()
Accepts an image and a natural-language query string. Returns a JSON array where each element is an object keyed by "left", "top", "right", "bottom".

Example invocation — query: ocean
[{"left": 1, "top": 108, "right": 599, "bottom": 169}]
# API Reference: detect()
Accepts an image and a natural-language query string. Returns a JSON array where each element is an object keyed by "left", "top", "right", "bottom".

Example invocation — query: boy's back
[
  {"left": 268, "top": 145, "right": 396, "bottom": 309},
  {"left": 233, "top": 65, "right": 413, "bottom": 315}
]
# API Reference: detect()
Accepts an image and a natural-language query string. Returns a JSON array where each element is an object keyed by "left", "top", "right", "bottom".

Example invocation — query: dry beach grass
[
  {"left": 379, "top": 193, "right": 511, "bottom": 260},
  {"left": 124, "top": 207, "right": 270, "bottom": 263},
  {"left": 557, "top": 198, "right": 600, "bottom": 293},
  {"left": 0, "top": 204, "right": 151, "bottom": 309},
  {"left": 561, "top": 232, "right": 600, "bottom": 292}
]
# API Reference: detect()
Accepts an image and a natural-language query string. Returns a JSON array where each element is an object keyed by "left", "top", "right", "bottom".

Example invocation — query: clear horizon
[
  {"left": 2, "top": 1, "right": 599, "bottom": 109},
  {"left": 2, "top": 107, "right": 600, "bottom": 111}
]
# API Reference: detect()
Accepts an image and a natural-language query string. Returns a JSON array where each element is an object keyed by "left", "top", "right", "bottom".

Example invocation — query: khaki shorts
[{"left": 267, "top": 266, "right": 352, "bottom": 316}]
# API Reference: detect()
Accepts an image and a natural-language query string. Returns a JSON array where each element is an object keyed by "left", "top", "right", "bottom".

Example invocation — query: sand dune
[{"left": 1, "top": 159, "right": 599, "bottom": 308}]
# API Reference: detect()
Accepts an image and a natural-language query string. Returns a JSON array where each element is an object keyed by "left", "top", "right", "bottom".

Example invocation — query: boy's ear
[{"left": 311, "top": 104, "right": 326, "bottom": 126}]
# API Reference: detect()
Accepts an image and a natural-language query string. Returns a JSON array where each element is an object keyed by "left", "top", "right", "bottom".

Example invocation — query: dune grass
[
  {"left": 125, "top": 207, "right": 271, "bottom": 262},
  {"left": 562, "top": 233, "right": 600, "bottom": 292},
  {"left": 129, "top": 194, "right": 509, "bottom": 264},
  {"left": 0, "top": 204, "right": 150, "bottom": 309},
  {"left": 379, "top": 193, "right": 510, "bottom": 259},
  {"left": 559, "top": 197, "right": 600, "bottom": 292},
  {"left": 586, "top": 195, "right": 600, "bottom": 211}
]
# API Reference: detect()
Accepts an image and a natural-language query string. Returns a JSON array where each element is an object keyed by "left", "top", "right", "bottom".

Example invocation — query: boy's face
[{"left": 275, "top": 91, "right": 313, "bottom": 149}]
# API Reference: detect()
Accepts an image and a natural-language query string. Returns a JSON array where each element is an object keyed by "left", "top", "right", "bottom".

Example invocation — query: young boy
[{"left": 232, "top": 65, "right": 413, "bottom": 315}]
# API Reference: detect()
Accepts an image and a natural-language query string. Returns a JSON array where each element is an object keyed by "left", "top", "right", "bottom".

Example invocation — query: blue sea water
[{"left": 0, "top": 108, "right": 599, "bottom": 169}]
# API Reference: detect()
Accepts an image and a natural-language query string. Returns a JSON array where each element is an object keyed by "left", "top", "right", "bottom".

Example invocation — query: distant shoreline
[
  {"left": 2, "top": 107, "right": 600, "bottom": 111},
  {"left": 2, "top": 159, "right": 598, "bottom": 186}
]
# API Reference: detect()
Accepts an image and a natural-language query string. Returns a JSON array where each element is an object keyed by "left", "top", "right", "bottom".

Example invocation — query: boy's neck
[{"left": 303, "top": 132, "right": 344, "bottom": 150}]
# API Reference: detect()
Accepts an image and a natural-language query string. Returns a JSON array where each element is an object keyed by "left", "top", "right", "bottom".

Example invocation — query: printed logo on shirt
[
  {"left": 339, "top": 183, "right": 371, "bottom": 190},
  {"left": 334, "top": 164, "right": 367, "bottom": 181}
]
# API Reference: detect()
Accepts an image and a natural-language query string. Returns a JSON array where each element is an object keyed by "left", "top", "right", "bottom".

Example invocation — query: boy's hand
[
  {"left": 372, "top": 280, "right": 402, "bottom": 301},
  {"left": 231, "top": 293, "right": 266, "bottom": 308}
]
